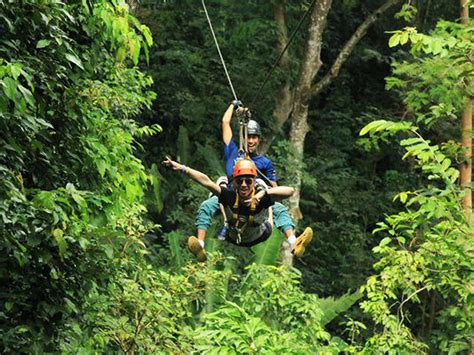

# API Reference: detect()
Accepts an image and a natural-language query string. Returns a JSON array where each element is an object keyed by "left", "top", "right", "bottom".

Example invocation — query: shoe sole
[
  {"left": 293, "top": 227, "right": 313, "bottom": 257},
  {"left": 188, "top": 236, "right": 207, "bottom": 262}
]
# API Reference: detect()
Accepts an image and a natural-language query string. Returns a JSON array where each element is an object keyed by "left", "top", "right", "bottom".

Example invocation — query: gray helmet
[{"left": 247, "top": 120, "right": 261, "bottom": 136}]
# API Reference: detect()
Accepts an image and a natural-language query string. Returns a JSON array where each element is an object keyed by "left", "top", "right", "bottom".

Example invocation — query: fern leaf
[{"left": 318, "top": 290, "right": 362, "bottom": 327}]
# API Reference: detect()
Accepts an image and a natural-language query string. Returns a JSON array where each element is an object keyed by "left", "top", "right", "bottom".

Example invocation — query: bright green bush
[
  {"left": 194, "top": 263, "right": 354, "bottom": 353},
  {"left": 59, "top": 255, "right": 229, "bottom": 353},
  {"left": 360, "top": 121, "right": 473, "bottom": 353},
  {"left": 355, "top": 19, "right": 473, "bottom": 353},
  {"left": 0, "top": 1, "right": 156, "bottom": 352}
]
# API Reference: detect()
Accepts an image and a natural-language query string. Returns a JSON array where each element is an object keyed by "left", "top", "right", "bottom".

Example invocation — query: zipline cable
[
  {"left": 201, "top": 0, "right": 312, "bottom": 187},
  {"left": 201, "top": 0, "right": 238, "bottom": 101},
  {"left": 247, "top": 0, "right": 317, "bottom": 108},
  {"left": 201, "top": 0, "right": 250, "bottom": 156}
]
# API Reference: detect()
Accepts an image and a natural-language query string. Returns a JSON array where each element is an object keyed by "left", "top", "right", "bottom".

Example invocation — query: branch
[
  {"left": 398, "top": 285, "right": 429, "bottom": 326},
  {"left": 308, "top": 0, "right": 402, "bottom": 99}
]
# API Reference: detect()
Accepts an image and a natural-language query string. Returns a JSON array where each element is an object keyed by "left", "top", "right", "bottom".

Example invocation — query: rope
[
  {"left": 255, "top": 166, "right": 273, "bottom": 187},
  {"left": 201, "top": 0, "right": 238, "bottom": 101},
  {"left": 247, "top": 0, "right": 317, "bottom": 108},
  {"left": 200, "top": 1, "right": 286, "bottom": 188},
  {"left": 201, "top": 0, "right": 249, "bottom": 157}
]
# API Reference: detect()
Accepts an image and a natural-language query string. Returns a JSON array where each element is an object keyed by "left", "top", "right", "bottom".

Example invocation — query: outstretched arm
[
  {"left": 266, "top": 186, "right": 295, "bottom": 199},
  {"left": 244, "top": 186, "right": 294, "bottom": 206},
  {"left": 162, "top": 157, "right": 221, "bottom": 196},
  {"left": 222, "top": 104, "right": 234, "bottom": 145}
]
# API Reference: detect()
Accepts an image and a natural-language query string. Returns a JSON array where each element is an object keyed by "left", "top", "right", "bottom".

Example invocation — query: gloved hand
[{"left": 232, "top": 100, "right": 243, "bottom": 111}]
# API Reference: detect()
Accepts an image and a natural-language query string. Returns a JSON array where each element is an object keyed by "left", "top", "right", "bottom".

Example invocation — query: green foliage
[
  {"left": 387, "top": 21, "right": 473, "bottom": 126},
  {"left": 251, "top": 228, "right": 284, "bottom": 265},
  {"left": 203, "top": 249, "right": 237, "bottom": 315},
  {"left": 177, "top": 125, "right": 191, "bottom": 165},
  {"left": 318, "top": 291, "right": 362, "bottom": 327},
  {"left": 360, "top": 122, "right": 474, "bottom": 352},
  {"left": 60, "top": 256, "right": 229, "bottom": 353},
  {"left": 165, "top": 231, "right": 185, "bottom": 268},
  {"left": 0, "top": 0, "right": 157, "bottom": 352},
  {"left": 146, "top": 163, "right": 164, "bottom": 214},
  {"left": 56, "top": 256, "right": 357, "bottom": 353},
  {"left": 194, "top": 264, "right": 352, "bottom": 353},
  {"left": 3, "top": 0, "right": 468, "bottom": 353},
  {"left": 270, "top": 139, "right": 318, "bottom": 189},
  {"left": 355, "top": 14, "right": 473, "bottom": 353},
  {"left": 394, "top": 3, "right": 418, "bottom": 22},
  {"left": 89, "top": 0, "right": 153, "bottom": 64}
]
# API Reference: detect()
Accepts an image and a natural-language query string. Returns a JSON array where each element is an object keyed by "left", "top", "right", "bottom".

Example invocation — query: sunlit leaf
[
  {"left": 36, "top": 39, "right": 51, "bottom": 48},
  {"left": 65, "top": 53, "right": 84, "bottom": 69}
]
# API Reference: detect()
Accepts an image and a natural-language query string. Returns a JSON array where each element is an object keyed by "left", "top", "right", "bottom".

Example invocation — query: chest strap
[{"left": 232, "top": 190, "right": 256, "bottom": 226}]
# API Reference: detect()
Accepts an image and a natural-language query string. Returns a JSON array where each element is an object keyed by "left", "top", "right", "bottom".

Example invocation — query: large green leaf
[
  {"left": 149, "top": 163, "right": 164, "bottom": 213},
  {"left": 177, "top": 125, "right": 190, "bottom": 165},
  {"left": 203, "top": 223, "right": 228, "bottom": 314},
  {"left": 166, "top": 231, "right": 184, "bottom": 268},
  {"left": 251, "top": 228, "right": 284, "bottom": 265}
]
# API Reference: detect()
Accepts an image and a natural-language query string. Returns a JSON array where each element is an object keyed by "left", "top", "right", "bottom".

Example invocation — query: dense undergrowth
[{"left": 0, "top": 1, "right": 472, "bottom": 353}]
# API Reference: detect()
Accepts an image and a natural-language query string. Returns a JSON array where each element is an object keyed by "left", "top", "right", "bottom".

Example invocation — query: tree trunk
[
  {"left": 287, "top": 0, "right": 332, "bottom": 222},
  {"left": 262, "top": 2, "right": 294, "bottom": 154},
  {"left": 127, "top": 0, "right": 139, "bottom": 13},
  {"left": 266, "top": 0, "right": 402, "bottom": 265},
  {"left": 459, "top": 0, "right": 472, "bottom": 223},
  {"left": 283, "top": 0, "right": 402, "bottom": 223}
]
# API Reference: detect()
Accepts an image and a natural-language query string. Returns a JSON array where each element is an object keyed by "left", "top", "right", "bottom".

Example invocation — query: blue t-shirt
[{"left": 223, "top": 139, "right": 277, "bottom": 182}]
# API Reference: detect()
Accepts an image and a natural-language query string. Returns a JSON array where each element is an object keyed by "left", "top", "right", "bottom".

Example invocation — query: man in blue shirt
[{"left": 189, "top": 103, "right": 312, "bottom": 262}]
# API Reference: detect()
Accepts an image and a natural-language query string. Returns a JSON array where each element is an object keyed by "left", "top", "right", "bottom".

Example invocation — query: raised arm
[
  {"left": 162, "top": 157, "right": 221, "bottom": 196},
  {"left": 222, "top": 104, "right": 234, "bottom": 145}
]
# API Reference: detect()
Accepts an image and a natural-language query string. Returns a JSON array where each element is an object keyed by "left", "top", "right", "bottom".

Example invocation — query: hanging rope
[
  {"left": 246, "top": 0, "right": 317, "bottom": 108},
  {"left": 200, "top": 0, "right": 289, "bottom": 188},
  {"left": 201, "top": 0, "right": 238, "bottom": 101},
  {"left": 201, "top": 0, "right": 251, "bottom": 157}
]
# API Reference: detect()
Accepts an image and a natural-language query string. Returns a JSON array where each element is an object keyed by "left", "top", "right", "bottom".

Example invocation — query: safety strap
[
  {"left": 236, "top": 107, "right": 252, "bottom": 157},
  {"left": 238, "top": 120, "right": 248, "bottom": 156},
  {"left": 232, "top": 190, "right": 256, "bottom": 245},
  {"left": 232, "top": 190, "right": 256, "bottom": 226}
]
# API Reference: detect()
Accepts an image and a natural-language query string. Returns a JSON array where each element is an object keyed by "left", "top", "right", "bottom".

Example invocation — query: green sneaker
[
  {"left": 188, "top": 236, "right": 207, "bottom": 262},
  {"left": 292, "top": 227, "right": 313, "bottom": 258}
]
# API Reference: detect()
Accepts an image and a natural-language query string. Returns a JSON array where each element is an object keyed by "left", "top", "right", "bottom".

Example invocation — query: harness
[{"left": 231, "top": 189, "right": 256, "bottom": 244}]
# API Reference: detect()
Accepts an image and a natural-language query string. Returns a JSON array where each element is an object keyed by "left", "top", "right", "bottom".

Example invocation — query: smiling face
[
  {"left": 247, "top": 134, "right": 260, "bottom": 154},
  {"left": 235, "top": 175, "right": 255, "bottom": 199}
]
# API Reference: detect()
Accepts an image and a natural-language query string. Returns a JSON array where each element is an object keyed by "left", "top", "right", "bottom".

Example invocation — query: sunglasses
[{"left": 235, "top": 177, "right": 254, "bottom": 186}]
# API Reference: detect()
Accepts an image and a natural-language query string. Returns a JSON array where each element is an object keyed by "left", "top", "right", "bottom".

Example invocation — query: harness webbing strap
[
  {"left": 232, "top": 190, "right": 256, "bottom": 228},
  {"left": 238, "top": 122, "right": 244, "bottom": 153},
  {"left": 249, "top": 190, "right": 256, "bottom": 225},
  {"left": 232, "top": 194, "right": 239, "bottom": 222}
]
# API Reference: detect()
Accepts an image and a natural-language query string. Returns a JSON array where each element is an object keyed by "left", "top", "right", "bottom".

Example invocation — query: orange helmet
[{"left": 233, "top": 159, "right": 257, "bottom": 178}]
